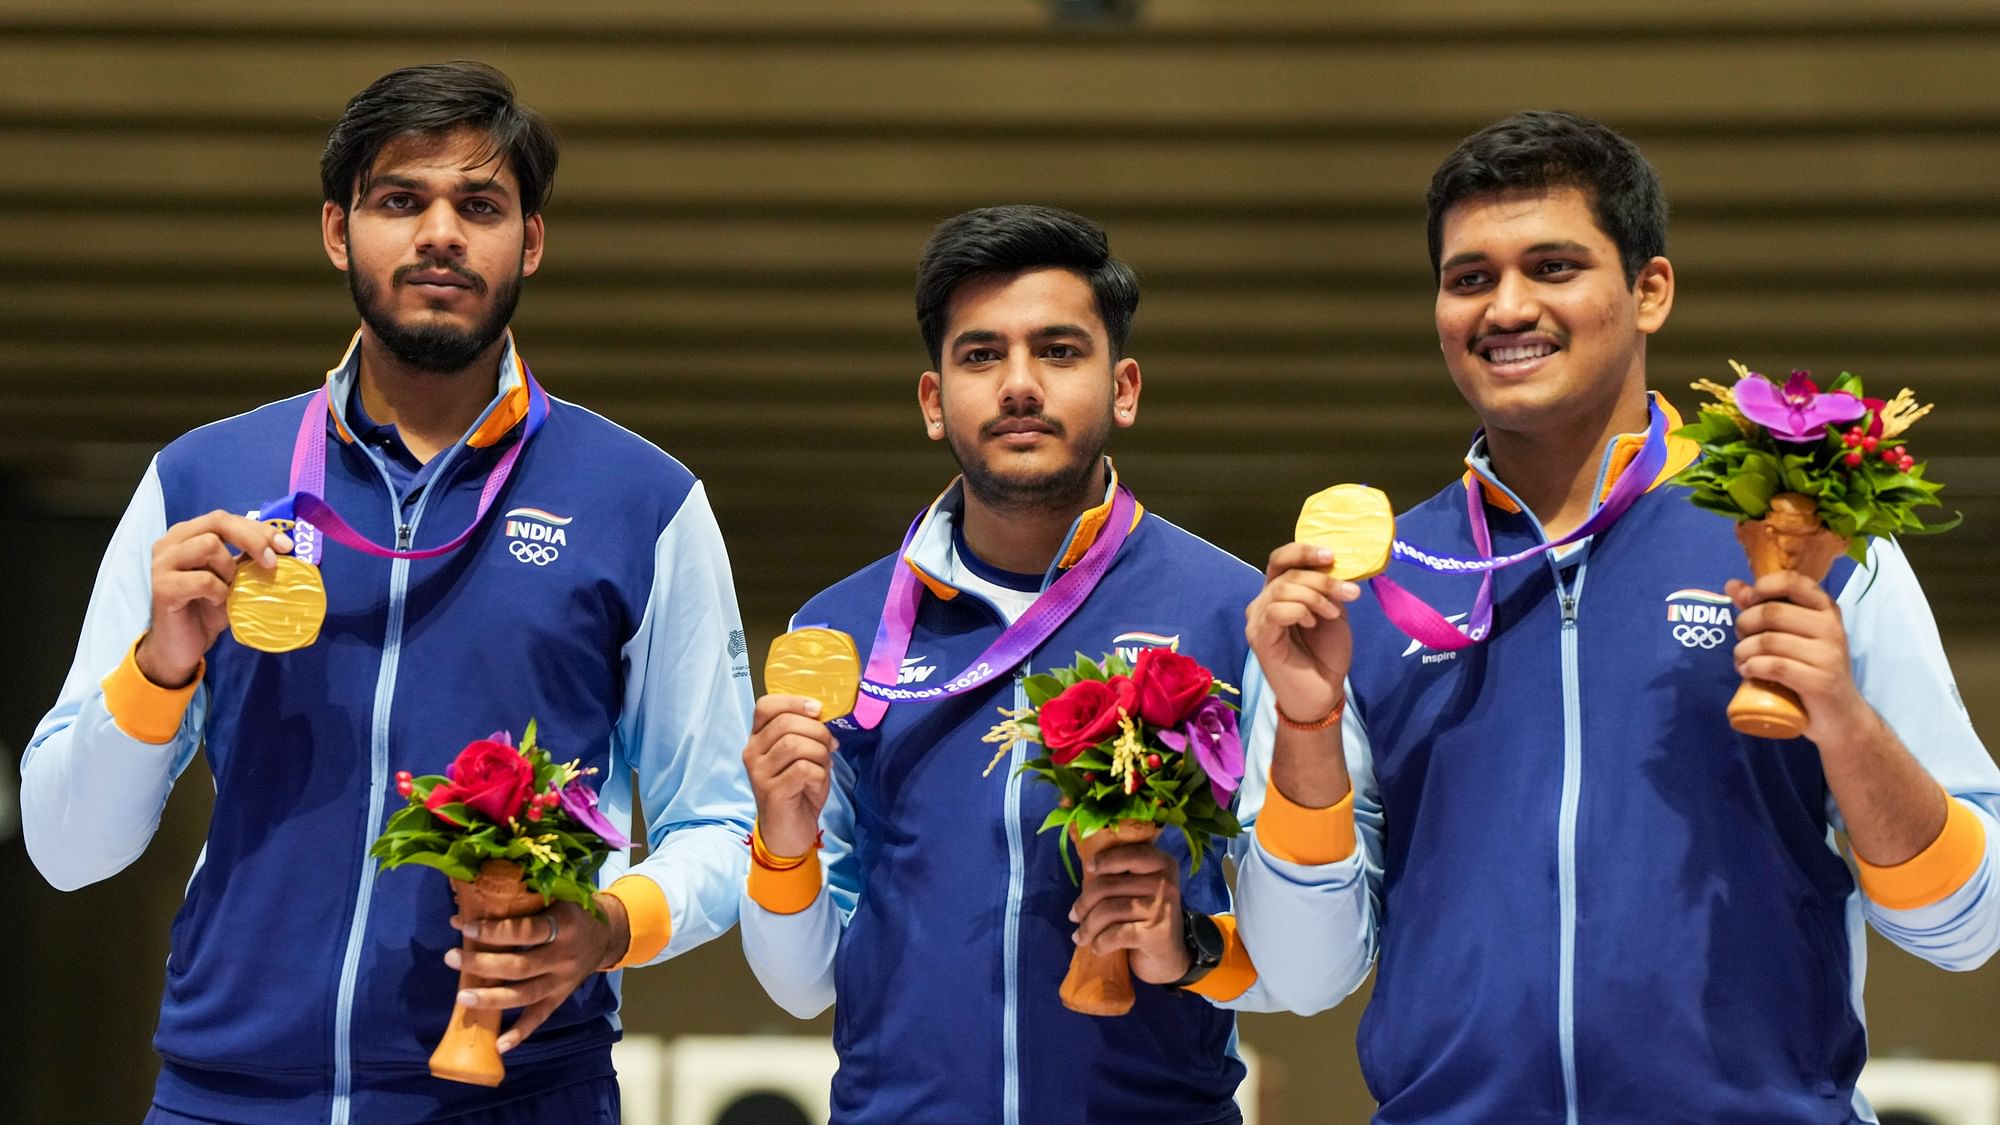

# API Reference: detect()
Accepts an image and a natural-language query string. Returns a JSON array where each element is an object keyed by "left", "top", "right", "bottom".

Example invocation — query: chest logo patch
[
  {"left": 1665, "top": 588, "right": 1733, "bottom": 649},
  {"left": 505, "top": 507, "right": 570, "bottom": 566},
  {"left": 1111, "top": 631, "right": 1180, "bottom": 665}
]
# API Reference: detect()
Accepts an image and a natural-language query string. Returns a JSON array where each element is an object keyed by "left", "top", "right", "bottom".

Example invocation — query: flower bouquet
[
  {"left": 1671, "top": 362, "right": 1957, "bottom": 737},
  {"left": 369, "top": 721, "right": 630, "bottom": 1086},
  {"left": 985, "top": 646, "right": 1243, "bottom": 1015}
]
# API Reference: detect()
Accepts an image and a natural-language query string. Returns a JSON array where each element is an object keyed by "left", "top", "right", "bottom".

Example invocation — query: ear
[
  {"left": 918, "top": 370, "right": 945, "bottom": 441},
  {"left": 1633, "top": 256, "right": 1674, "bottom": 335},
  {"left": 322, "top": 201, "right": 351, "bottom": 273},
  {"left": 521, "top": 212, "right": 546, "bottom": 279},
  {"left": 1112, "top": 357, "right": 1141, "bottom": 428}
]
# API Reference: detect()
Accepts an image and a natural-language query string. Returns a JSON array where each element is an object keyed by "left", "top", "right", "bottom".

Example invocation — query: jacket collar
[
  {"left": 901, "top": 459, "right": 1144, "bottom": 602},
  {"left": 1460, "top": 391, "right": 1701, "bottom": 516},
  {"left": 322, "top": 328, "right": 532, "bottom": 450}
]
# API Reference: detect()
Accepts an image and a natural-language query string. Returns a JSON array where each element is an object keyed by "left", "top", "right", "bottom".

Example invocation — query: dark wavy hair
[
  {"left": 916, "top": 205, "right": 1140, "bottom": 367},
  {"left": 320, "top": 61, "right": 558, "bottom": 216},
  {"left": 1426, "top": 110, "right": 1666, "bottom": 286}
]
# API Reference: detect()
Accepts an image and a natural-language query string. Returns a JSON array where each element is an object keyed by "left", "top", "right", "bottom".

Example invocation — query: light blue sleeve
[
  {"left": 22, "top": 459, "right": 208, "bottom": 891},
  {"left": 608, "top": 482, "right": 758, "bottom": 963},
  {"left": 1230, "top": 659, "right": 1383, "bottom": 1015},
  {"left": 1837, "top": 537, "right": 2000, "bottom": 970},
  {"left": 737, "top": 610, "right": 863, "bottom": 1019}
]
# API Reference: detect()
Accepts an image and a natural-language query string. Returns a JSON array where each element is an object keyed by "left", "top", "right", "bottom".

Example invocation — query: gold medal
[
  {"left": 1296, "top": 484, "right": 1396, "bottom": 581},
  {"left": 227, "top": 556, "right": 328, "bottom": 653},
  {"left": 764, "top": 627, "right": 862, "bottom": 722}
]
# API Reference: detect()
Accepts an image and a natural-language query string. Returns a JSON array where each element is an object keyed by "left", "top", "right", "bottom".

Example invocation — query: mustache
[
  {"left": 978, "top": 412, "right": 1064, "bottom": 440},
  {"left": 393, "top": 258, "right": 487, "bottom": 296}
]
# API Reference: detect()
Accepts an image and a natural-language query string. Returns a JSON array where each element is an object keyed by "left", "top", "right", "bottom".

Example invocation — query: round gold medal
[
  {"left": 764, "top": 627, "right": 862, "bottom": 722},
  {"left": 227, "top": 556, "right": 328, "bottom": 653},
  {"left": 1296, "top": 484, "right": 1397, "bottom": 581}
]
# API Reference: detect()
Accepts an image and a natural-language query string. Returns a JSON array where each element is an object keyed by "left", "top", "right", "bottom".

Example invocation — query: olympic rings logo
[
  {"left": 510, "top": 540, "right": 560, "bottom": 566},
  {"left": 1673, "top": 624, "right": 1726, "bottom": 649}
]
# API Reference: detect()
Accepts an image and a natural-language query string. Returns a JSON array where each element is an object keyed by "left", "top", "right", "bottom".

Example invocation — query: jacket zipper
[
  {"left": 1002, "top": 665, "right": 1029, "bottom": 1125},
  {"left": 329, "top": 448, "right": 465, "bottom": 1125},
  {"left": 1555, "top": 575, "right": 1585, "bottom": 1125}
]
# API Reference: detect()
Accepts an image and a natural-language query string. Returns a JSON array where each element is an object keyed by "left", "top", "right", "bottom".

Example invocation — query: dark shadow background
[{"left": 5, "top": 1, "right": 1997, "bottom": 1120}]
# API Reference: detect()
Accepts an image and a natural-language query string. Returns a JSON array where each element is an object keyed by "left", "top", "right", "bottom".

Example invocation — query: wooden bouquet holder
[
  {"left": 1060, "top": 819, "right": 1162, "bottom": 1017},
  {"left": 428, "top": 859, "right": 548, "bottom": 1086},
  {"left": 1727, "top": 492, "right": 1850, "bottom": 740}
]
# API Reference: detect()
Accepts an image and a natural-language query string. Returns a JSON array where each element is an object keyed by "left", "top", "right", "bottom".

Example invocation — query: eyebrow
[
  {"left": 949, "top": 324, "right": 1094, "bottom": 352},
  {"left": 1440, "top": 240, "right": 1595, "bottom": 272},
  {"left": 367, "top": 173, "right": 513, "bottom": 199}
]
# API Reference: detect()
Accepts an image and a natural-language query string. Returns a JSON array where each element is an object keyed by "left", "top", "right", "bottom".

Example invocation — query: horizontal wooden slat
[
  {"left": 8, "top": 211, "right": 2000, "bottom": 281},
  {"left": 5, "top": 0, "right": 2000, "bottom": 41},
  {"left": 0, "top": 39, "right": 1997, "bottom": 127}
]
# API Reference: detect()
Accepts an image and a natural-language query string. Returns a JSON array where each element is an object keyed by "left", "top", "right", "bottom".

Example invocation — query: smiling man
[
  {"left": 1234, "top": 111, "right": 2000, "bottom": 1123},
  {"left": 736, "top": 205, "right": 1291, "bottom": 1124},
  {"left": 23, "top": 62, "right": 755, "bottom": 1123}
]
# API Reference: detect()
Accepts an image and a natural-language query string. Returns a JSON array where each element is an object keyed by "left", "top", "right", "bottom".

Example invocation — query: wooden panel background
[{"left": 3, "top": 2, "right": 1996, "bottom": 1121}]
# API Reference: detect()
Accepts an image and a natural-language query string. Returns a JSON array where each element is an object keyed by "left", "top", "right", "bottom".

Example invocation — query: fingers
[
  {"left": 1728, "top": 572, "right": 1834, "bottom": 613},
  {"left": 1265, "top": 541, "right": 1334, "bottom": 581},
  {"left": 752, "top": 693, "right": 825, "bottom": 733},
  {"left": 745, "top": 710, "right": 837, "bottom": 779},
  {"left": 162, "top": 510, "right": 294, "bottom": 570},
  {"left": 1733, "top": 631, "right": 1846, "bottom": 693},
  {"left": 1068, "top": 844, "right": 1179, "bottom": 955},
  {"left": 467, "top": 912, "right": 560, "bottom": 948},
  {"left": 150, "top": 568, "right": 235, "bottom": 613},
  {"left": 498, "top": 995, "right": 562, "bottom": 1054}
]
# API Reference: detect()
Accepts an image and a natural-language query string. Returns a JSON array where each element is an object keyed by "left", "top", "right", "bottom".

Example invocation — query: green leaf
[
  {"left": 383, "top": 850, "right": 479, "bottom": 881},
  {"left": 1023, "top": 674, "right": 1066, "bottom": 708},
  {"left": 1075, "top": 653, "right": 1104, "bottom": 680},
  {"left": 1723, "top": 471, "right": 1775, "bottom": 518}
]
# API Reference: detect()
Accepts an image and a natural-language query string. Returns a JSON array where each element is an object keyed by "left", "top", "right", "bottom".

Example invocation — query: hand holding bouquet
[
  {"left": 1672, "top": 362, "right": 1956, "bottom": 737},
  {"left": 370, "top": 721, "right": 629, "bottom": 1085},
  {"left": 986, "top": 646, "right": 1244, "bottom": 1014}
]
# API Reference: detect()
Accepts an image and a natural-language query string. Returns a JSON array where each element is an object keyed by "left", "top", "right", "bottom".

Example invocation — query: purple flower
[
  {"left": 1157, "top": 696, "right": 1244, "bottom": 806},
  {"left": 558, "top": 779, "right": 631, "bottom": 849},
  {"left": 1733, "top": 370, "right": 1865, "bottom": 443}
]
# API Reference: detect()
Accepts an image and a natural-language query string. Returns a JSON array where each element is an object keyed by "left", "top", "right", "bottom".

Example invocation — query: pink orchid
[
  {"left": 557, "top": 779, "right": 631, "bottom": 850},
  {"left": 1156, "top": 696, "right": 1244, "bottom": 806},
  {"left": 1732, "top": 370, "right": 1865, "bottom": 443}
]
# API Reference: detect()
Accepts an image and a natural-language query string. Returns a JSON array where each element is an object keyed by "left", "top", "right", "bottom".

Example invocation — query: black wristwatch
[{"left": 1168, "top": 909, "right": 1226, "bottom": 989}]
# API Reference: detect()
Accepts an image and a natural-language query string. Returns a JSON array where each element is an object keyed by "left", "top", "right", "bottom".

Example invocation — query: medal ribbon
[
  {"left": 260, "top": 367, "right": 549, "bottom": 565},
  {"left": 1369, "top": 399, "right": 1669, "bottom": 651},
  {"left": 851, "top": 484, "right": 1137, "bottom": 730}
]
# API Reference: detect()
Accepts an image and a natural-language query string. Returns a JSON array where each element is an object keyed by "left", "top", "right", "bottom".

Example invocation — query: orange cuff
[
  {"left": 1256, "top": 784, "right": 1356, "bottom": 866},
  {"left": 1182, "top": 913, "right": 1259, "bottom": 1002},
  {"left": 746, "top": 823, "right": 825, "bottom": 915},
  {"left": 1856, "top": 794, "right": 1989, "bottom": 911},
  {"left": 101, "top": 637, "right": 200, "bottom": 745},
  {"left": 600, "top": 874, "right": 673, "bottom": 969}
]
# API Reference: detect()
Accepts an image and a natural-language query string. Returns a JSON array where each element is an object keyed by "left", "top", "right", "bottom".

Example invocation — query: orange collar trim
[
  {"left": 1461, "top": 393, "right": 1700, "bottom": 515},
  {"left": 901, "top": 464, "right": 1144, "bottom": 600},
  {"left": 322, "top": 328, "right": 530, "bottom": 450}
]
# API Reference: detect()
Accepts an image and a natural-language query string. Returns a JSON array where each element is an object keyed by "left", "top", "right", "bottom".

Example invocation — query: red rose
[
  {"left": 424, "top": 738, "right": 534, "bottom": 826},
  {"left": 1039, "top": 676, "right": 1137, "bottom": 764},
  {"left": 1133, "top": 648, "right": 1213, "bottom": 728}
]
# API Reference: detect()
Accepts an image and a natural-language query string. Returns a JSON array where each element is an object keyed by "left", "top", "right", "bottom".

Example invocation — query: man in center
[{"left": 737, "top": 205, "right": 1290, "bottom": 1124}]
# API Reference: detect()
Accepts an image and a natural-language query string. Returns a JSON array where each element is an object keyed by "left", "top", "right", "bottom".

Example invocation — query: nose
[
  {"left": 1485, "top": 269, "right": 1540, "bottom": 330},
  {"left": 413, "top": 198, "right": 468, "bottom": 260},
  {"left": 996, "top": 352, "right": 1044, "bottom": 413}
]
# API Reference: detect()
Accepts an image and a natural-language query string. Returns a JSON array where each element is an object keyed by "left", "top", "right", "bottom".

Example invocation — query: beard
[
  {"left": 945, "top": 405, "right": 1112, "bottom": 515},
  {"left": 347, "top": 250, "right": 521, "bottom": 374}
]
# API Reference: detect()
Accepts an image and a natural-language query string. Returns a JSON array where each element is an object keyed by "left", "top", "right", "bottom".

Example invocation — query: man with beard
[
  {"left": 23, "top": 62, "right": 756, "bottom": 1123},
  {"left": 737, "top": 206, "right": 1291, "bottom": 1125}
]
